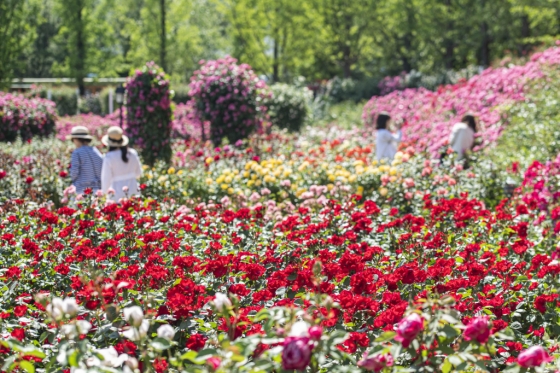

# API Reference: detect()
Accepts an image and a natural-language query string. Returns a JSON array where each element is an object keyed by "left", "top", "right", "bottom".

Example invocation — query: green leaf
[
  {"left": 448, "top": 355, "right": 462, "bottom": 366},
  {"left": 18, "top": 361, "right": 34, "bottom": 373},
  {"left": 150, "top": 338, "right": 171, "bottom": 351},
  {"left": 442, "top": 358, "right": 452, "bottom": 373},
  {"left": 135, "top": 239, "right": 146, "bottom": 247},
  {"left": 374, "top": 331, "right": 396, "bottom": 342}
]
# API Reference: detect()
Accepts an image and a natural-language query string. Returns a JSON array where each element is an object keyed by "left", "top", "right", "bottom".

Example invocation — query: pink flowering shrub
[
  {"left": 0, "top": 92, "right": 56, "bottom": 142},
  {"left": 55, "top": 113, "right": 119, "bottom": 141},
  {"left": 172, "top": 102, "right": 209, "bottom": 140},
  {"left": 378, "top": 73, "right": 405, "bottom": 95},
  {"left": 125, "top": 61, "right": 173, "bottom": 165},
  {"left": 188, "top": 56, "right": 270, "bottom": 146},
  {"left": 363, "top": 45, "right": 560, "bottom": 154}
]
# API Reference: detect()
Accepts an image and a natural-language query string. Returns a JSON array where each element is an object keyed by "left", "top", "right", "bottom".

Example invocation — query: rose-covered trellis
[
  {"left": 188, "top": 56, "right": 270, "bottom": 146},
  {"left": 125, "top": 62, "right": 173, "bottom": 166}
]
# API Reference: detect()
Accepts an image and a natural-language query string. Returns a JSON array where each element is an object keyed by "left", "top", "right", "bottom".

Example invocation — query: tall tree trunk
[
  {"left": 76, "top": 0, "right": 85, "bottom": 96},
  {"left": 444, "top": 0, "right": 454, "bottom": 69},
  {"left": 272, "top": 37, "right": 279, "bottom": 82},
  {"left": 480, "top": 21, "right": 490, "bottom": 66},
  {"left": 520, "top": 13, "right": 530, "bottom": 54},
  {"left": 160, "top": 0, "right": 166, "bottom": 72}
]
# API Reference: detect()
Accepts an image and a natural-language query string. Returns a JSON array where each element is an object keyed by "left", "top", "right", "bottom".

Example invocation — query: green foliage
[
  {"left": 27, "top": 85, "right": 78, "bottom": 117},
  {"left": 0, "top": 0, "right": 38, "bottom": 88},
  {"left": 494, "top": 70, "right": 560, "bottom": 171},
  {"left": 99, "top": 86, "right": 116, "bottom": 115},
  {"left": 78, "top": 94, "right": 102, "bottom": 115},
  {"left": 171, "top": 84, "right": 190, "bottom": 104},
  {"left": 267, "top": 84, "right": 311, "bottom": 132}
]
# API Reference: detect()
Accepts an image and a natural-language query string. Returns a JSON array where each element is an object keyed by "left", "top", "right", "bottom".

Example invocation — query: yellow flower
[
  {"left": 142, "top": 165, "right": 149, "bottom": 170},
  {"left": 348, "top": 175, "right": 357, "bottom": 183},
  {"left": 167, "top": 167, "right": 176, "bottom": 175},
  {"left": 221, "top": 183, "right": 229, "bottom": 190},
  {"left": 389, "top": 167, "right": 397, "bottom": 176},
  {"left": 227, "top": 187, "right": 234, "bottom": 194},
  {"left": 225, "top": 176, "right": 233, "bottom": 184},
  {"left": 205, "top": 178, "right": 213, "bottom": 185},
  {"left": 177, "top": 170, "right": 183, "bottom": 175},
  {"left": 327, "top": 183, "right": 334, "bottom": 191},
  {"left": 205, "top": 157, "right": 213, "bottom": 165},
  {"left": 357, "top": 186, "right": 364, "bottom": 195},
  {"left": 379, "top": 187, "right": 388, "bottom": 196}
]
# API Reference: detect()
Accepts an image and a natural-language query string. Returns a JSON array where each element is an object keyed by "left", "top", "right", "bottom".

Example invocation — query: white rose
[
  {"left": 63, "top": 298, "right": 79, "bottom": 317},
  {"left": 213, "top": 292, "right": 232, "bottom": 312},
  {"left": 96, "top": 347, "right": 129, "bottom": 367},
  {"left": 157, "top": 324, "right": 175, "bottom": 341},
  {"left": 289, "top": 321, "right": 310, "bottom": 337},
  {"left": 123, "top": 306, "right": 144, "bottom": 327},
  {"left": 46, "top": 297, "right": 65, "bottom": 320},
  {"left": 76, "top": 320, "right": 92, "bottom": 335},
  {"left": 122, "top": 319, "right": 149, "bottom": 341}
]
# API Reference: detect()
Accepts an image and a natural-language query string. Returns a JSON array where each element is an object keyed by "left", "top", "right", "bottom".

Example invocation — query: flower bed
[
  {"left": 363, "top": 45, "right": 560, "bottom": 154},
  {"left": 0, "top": 176, "right": 558, "bottom": 371}
]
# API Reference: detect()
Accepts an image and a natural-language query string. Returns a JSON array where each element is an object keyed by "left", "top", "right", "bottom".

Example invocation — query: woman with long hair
[
  {"left": 101, "top": 126, "right": 142, "bottom": 200},
  {"left": 449, "top": 114, "right": 477, "bottom": 160},
  {"left": 375, "top": 112, "right": 402, "bottom": 161}
]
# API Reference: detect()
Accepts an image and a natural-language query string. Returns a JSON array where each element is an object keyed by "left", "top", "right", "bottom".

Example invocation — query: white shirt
[
  {"left": 101, "top": 148, "right": 143, "bottom": 200},
  {"left": 376, "top": 129, "right": 401, "bottom": 160},
  {"left": 449, "top": 123, "right": 474, "bottom": 159}
]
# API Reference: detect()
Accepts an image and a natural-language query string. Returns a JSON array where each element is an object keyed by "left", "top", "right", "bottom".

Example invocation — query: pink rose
[
  {"left": 395, "top": 313, "right": 423, "bottom": 348},
  {"left": 518, "top": 346, "right": 553, "bottom": 367},
  {"left": 357, "top": 352, "right": 394, "bottom": 372},
  {"left": 282, "top": 337, "right": 312, "bottom": 371},
  {"left": 308, "top": 326, "right": 322, "bottom": 341},
  {"left": 463, "top": 316, "right": 491, "bottom": 344},
  {"left": 207, "top": 357, "right": 221, "bottom": 370}
]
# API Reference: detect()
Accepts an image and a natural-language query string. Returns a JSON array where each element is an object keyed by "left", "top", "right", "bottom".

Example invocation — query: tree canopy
[{"left": 3, "top": 0, "right": 560, "bottom": 87}]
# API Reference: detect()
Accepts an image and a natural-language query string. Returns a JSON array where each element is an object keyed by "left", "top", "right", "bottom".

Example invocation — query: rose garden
[{"left": 3, "top": 43, "right": 560, "bottom": 373}]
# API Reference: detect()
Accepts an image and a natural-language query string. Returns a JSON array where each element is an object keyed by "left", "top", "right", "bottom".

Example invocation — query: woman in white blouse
[
  {"left": 449, "top": 114, "right": 477, "bottom": 160},
  {"left": 101, "top": 126, "right": 143, "bottom": 200},
  {"left": 375, "top": 112, "right": 402, "bottom": 161}
]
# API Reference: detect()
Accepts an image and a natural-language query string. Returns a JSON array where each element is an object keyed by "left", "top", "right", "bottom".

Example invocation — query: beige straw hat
[
  {"left": 101, "top": 126, "right": 129, "bottom": 147},
  {"left": 67, "top": 126, "right": 93, "bottom": 140}
]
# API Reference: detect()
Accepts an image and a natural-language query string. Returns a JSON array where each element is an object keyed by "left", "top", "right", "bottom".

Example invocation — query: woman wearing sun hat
[
  {"left": 101, "top": 126, "right": 143, "bottom": 201},
  {"left": 68, "top": 126, "right": 103, "bottom": 194}
]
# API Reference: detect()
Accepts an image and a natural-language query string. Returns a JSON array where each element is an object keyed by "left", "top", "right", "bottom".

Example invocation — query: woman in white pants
[{"left": 101, "top": 126, "right": 143, "bottom": 201}]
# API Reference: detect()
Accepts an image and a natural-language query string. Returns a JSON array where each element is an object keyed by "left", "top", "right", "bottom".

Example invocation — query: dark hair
[
  {"left": 109, "top": 146, "right": 129, "bottom": 163},
  {"left": 75, "top": 138, "right": 92, "bottom": 145},
  {"left": 376, "top": 112, "right": 391, "bottom": 130},
  {"left": 462, "top": 114, "right": 477, "bottom": 132}
]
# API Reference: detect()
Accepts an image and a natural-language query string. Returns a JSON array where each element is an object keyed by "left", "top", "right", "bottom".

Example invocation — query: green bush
[
  {"left": 493, "top": 75, "right": 560, "bottom": 170},
  {"left": 172, "top": 84, "right": 190, "bottom": 104},
  {"left": 28, "top": 86, "right": 78, "bottom": 116},
  {"left": 267, "top": 84, "right": 312, "bottom": 132},
  {"left": 99, "top": 86, "right": 116, "bottom": 115},
  {"left": 78, "top": 94, "right": 102, "bottom": 115}
]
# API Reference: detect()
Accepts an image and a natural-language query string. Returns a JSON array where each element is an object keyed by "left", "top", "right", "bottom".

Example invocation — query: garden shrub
[
  {"left": 78, "top": 93, "right": 103, "bottom": 115},
  {"left": 0, "top": 92, "right": 56, "bottom": 142},
  {"left": 267, "top": 83, "right": 312, "bottom": 132},
  {"left": 28, "top": 85, "right": 78, "bottom": 116},
  {"left": 494, "top": 75, "right": 560, "bottom": 170},
  {"left": 125, "top": 61, "right": 174, "bottom": 166},
  {"left": 172, "top": 83, "right": 190, "bottom": 104},
  {"left": 188, "top": 56, "right": 270, "bottom": 146}
]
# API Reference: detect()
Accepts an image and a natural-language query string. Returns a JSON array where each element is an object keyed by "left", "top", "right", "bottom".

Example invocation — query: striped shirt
[{"left": 70, "top": 146, "right": 103, "bottom": 194}]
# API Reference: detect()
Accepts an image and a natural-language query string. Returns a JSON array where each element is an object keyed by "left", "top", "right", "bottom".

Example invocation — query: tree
[
  {"left": 0, "top": 0, "right": 37, "bottom": 89},
  {"left": 221, "top": 0, "right": 319, "bottom": 82},
  {"left": 319, "top": 0, "right": 377, "bottom": 78}
]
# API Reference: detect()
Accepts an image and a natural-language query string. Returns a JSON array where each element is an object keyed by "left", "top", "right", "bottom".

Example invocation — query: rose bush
[
  {"left": 126, "top": 61, "right": 174, "bottom": 166},
  {"left": 188, "top": 56, "right": 270, "bottom": 146},
  {"left": 0, "top": 92, "right": 56, "bottom": 142}
]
